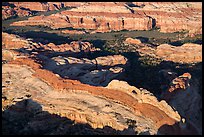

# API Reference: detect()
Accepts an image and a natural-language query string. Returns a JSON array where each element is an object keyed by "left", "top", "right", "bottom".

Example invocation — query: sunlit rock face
[
  {"left": 2, "top": 2, "right": 202, "bottom": 135},
  {"left": 9, "top": 2, "right": 202, "bottom": 36},
  {"left": 155, "top": 43, "right": 202, "bottom": 63},
  {"left": 2, "top": 61, "right": 181, "bottom": 135}
]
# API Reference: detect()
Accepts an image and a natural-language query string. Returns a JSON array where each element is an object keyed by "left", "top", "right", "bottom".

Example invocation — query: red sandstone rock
[
  {"left": 9, "top": 2, "right": 201, "bottom": 35},
  {"left": 131, "top": 2, "right": 202, "bottom": 36},
  {"left": 2, "top": 32, "right": 29, "bottom": 49},
  {"left": 9, "top": 2, "right": 85, "bottom": 12},
  {"left": 2, "top": 4, "right": 33, "bottom": 20}
]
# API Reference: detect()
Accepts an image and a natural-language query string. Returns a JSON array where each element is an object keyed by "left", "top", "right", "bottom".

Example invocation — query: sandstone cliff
[{"left": 9, "top": 2, "right": 202, "bottom": 36}]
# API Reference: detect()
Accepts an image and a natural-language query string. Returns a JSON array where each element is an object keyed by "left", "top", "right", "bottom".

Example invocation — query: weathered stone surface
[
  {"left": 2, "top": 32, "right": 29, "bottom": 49},
  {"left": 10, "top": 2, "right": 202, "bottom": 35},
  {"left": 106, "top": 80, "right": 181, "bottom": 122},
  {"left": 155, "top": 43, "right": 202, "bottom": 63},
  {"left": 9, "top": 2, "right": 85, "bottom": 11},
  {"left": 10, "top": 2, "right": 153, "bottom": 32},
  {"left": 160, "top": 72, "right": 202, "bottom": 135},
  {"left": 124, "top": 37, "right": 141, "bottom": 45},
  {"left": 132, "top": 2, "right": 202, "bottom": 36},
  {"left": 2, "top": 2, "right": 202, "bottom": 135},
  {"left": 43, "top": 55, "right": 127, "bottom": 86},
  {"left": 2, "top": 3, "right": 33, "bottom": 20},
  {"left": 123, "top": 39, "right": 202, "bottom": 64},
  {"left": 2, "top": 60, "right": 182, "bottom": 135},
  {"left": 61, "top": 29, "right": 86, "bottom": 34}
]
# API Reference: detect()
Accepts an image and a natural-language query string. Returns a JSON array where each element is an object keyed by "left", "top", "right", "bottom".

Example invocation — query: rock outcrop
[
  {"left": 123, "top": 38, "right": 202, "bottom": 64},
  {"left": 9, "top": 2, "right": 84, "bottom": 11},
  {"left": 2, "top": 2, "right": 33, "bottom": 20},
  {"left": 160, "top": 72, "right": 202, "bottom": 134},
  {"left": 10, "top": 2, "right": 153, "bottom": 32},
  {"left": 2, "top": 2, "right": 202, "bottom": 135},
  {"left": 2, "top": 32, "right": 30, "bottom": 49},
  {"left": 2, "top": 57, "right": 182, "bottom": 135},
  {"left": 155, "top": 43, "right": 202, "bottom": 63},
  {"left": 43, "top": 55, "right": 127, "bottom": 86},
  {"left": 124, "top": 37, "right": 141, "bottom": 45},
  {"left": 10, "top": 2, "right": 202, "bottom": 36},
  {"left": 131, "top": 2, "right": 202, "bottom": 36},
  {"left": 2, "top": 32, "right": 191, "bottom": 134}
]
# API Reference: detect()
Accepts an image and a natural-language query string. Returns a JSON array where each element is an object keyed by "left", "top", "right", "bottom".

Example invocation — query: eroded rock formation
[
  {"left": 122, "top": 38, "right": 202, "bottom": 64},
  {"left": 9, "top": 2, "right": 85, "bottom": 11},
  {"left": 155, "top": 43, "right": 202, "bottom": 63},
  {"left": 42, "top": 55, "right": 127, "bottom": 86},
  {"left": 2, "top": 2, "right": 202, "bottom": 135},
  {"left": 2, "top": 2, "right": 33, "bottom": 20},
  {"left": 160, "top": 72, "right": 202, "bottom": 135},
  {"left": 2, "top": 58, "right": 180, "bottom": 135},
  {"left": 10, "top": 2, "right": 202, "bottom": 36}
]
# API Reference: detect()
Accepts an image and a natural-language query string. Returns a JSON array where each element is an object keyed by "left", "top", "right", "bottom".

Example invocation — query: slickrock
[
  {"left": 2, "top": 49, "right": 24, "bottom": 62},
  {"left": 2, "top": 32, "right": 98, "bottom": 55},
  {"left": 123, "top": 38, "right": 202, "bottom": 64},
  {"left": 43, "top": 41, "right": 97, "bottom": 53},
  {"left": 3, "top": 59, "right": 186, "bottom": 134},
  {"left": 43, "top": 55, "right": 127, "bottom": 86},
  {"left": 61, "top": 29, "right": 86, "bottom": 34},
  {"left": 155, "top": 43, "right": 202, "bottom": 63},
  {"left": 2, "top": 2, "right": 202, "bottom": 135},
  {"left": 106, "top": 80, "right": 181, "bottom": 122},
  {"left": 168, "top": 73, "right": 191, "bottom": 93}
]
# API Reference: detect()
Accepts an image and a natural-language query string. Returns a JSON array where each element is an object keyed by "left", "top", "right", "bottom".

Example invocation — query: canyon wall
[{"left": 9, "top": 2, "right": 202, "bottom": 36}]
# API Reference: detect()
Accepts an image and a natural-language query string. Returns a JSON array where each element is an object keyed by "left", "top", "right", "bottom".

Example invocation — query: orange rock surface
[
  {"left": 10, "top": 2, "right": 202, "bottom": 35},
  {"left": 9, "top": 57, "right": 177, "bottom": 129}
]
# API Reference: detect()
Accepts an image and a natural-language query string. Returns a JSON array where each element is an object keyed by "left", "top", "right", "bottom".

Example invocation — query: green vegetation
[
  {"left": 2, "top": 9, "right": 202, "bottom": 97},
  {"left": 139, "top": 55, "right": 162, "bottom": 67}
]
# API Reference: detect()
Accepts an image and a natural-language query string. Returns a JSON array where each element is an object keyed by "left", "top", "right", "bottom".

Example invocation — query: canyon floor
[{"left": 2, "top": 2, "right": 202, "bottom": 135}]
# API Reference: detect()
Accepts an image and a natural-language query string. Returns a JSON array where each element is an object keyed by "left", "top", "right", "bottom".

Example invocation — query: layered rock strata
[
  {"left": 10, "top": 2, "right": 202, "bottom": 35},
  {"left": 2, "top": 57, "right": 183, "bottom": 135},
  {"left": 2, "top": 2, "right": 33, "bottom": 20}
]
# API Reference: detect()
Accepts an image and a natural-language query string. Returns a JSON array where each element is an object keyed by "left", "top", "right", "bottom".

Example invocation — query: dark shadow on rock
[
  {"left": 138, "top": 131, "right": 150, "bottom": 135},
  {"left": 15, "top": 38, "right": 202, "bottom": 98},
  {"left": 35, "top": 51, "right": 127, "bottom": 87},
  {"left": 2, "top": 99, "right": 138, "bottom": 135},
  {"left": 5, "top": 30, "right": 74, "bottom": 45},
  {"left": 2, "top": 2, "right": 16, "bottom": 8},
  {"left": 157, "top": 122, "right": 199, "bottom": 135},
  {"left": 121, "top": 52, "right": 202, "bottom": 98},
  {"left": 135, "top": 36, "right": 149, "bottom": 43},
  {"left": 9, "top": 31, "right": 201, "bottom": 101}
]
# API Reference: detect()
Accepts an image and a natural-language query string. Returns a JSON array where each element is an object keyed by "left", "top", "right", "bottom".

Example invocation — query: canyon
[
  {"left": 2, "top": 2, "right": 202, "bottom": 135},
  {"left": 6, "top": 2, "right": 201, "bottom": 36}
]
